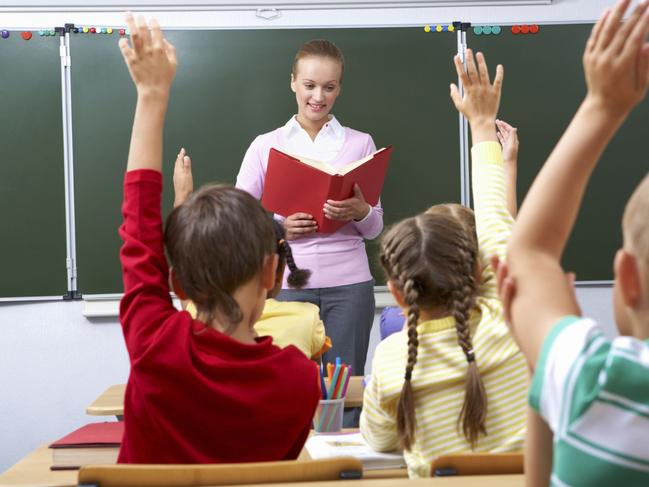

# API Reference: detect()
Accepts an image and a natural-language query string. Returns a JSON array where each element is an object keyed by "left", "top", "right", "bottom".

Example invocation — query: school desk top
[
  {"left": 0, "top": 443, "right": 524, "bottom": 487},
  {"left": 86, "top": 377, "right": 365, "bottom": 417}
]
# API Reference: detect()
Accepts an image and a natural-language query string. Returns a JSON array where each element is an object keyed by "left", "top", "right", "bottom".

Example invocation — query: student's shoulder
[
  {"left": 373, "top": 330, "right": 407, "bottom": 369},
  {"left": 276, "top": 299, "right": 320, "bottom": 317}
]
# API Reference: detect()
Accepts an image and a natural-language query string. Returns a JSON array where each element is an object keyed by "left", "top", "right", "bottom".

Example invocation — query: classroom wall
[
  {"left": 0, "top": 0, "right": 626, "bottom": 473},
  {"left": 0, "top": 0, "right": 622, "bottom": 28}
]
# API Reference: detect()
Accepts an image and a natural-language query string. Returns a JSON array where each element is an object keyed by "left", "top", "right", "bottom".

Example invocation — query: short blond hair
[{"left": 622, "top": 173, "right": 649, "bottom": 289}]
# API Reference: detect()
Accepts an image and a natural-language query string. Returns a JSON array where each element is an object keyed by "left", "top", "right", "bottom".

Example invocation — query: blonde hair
[
  {"left": 623, "top": 173, "right": 649, "bottom": 288},
  {"left": 379, "top": 203, "right": 487, "bottom": 451},
  {"left": 291, "top": 39, "right": 345, "bottom": 83}
]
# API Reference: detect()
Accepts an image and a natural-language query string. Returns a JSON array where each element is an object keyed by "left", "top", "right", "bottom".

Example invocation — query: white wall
[
  {"left": 0, "top": 0, "right": 624, "bottom": 29},
  {"left": 0, "top": 0, "right": 627, "bottom": 473}
]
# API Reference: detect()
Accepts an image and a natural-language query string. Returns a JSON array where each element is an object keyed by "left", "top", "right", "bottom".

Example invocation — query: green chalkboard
[
  {"left": 71, "top": 28, "right": 460, "bottom": 295},
  {"left": 0, "top": 33, "right": 67, "bottom": 298},
  {"left": 469, "top": 24, "right": 648, "bottom": 281}
]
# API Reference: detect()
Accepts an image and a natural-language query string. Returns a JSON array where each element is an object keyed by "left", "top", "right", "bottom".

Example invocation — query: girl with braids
[
  {"left": 360, "top": 50, "right": 527, "bottom": 478},
  {"left": 175, "top": 148, "right": 330, "bottom": 359}
]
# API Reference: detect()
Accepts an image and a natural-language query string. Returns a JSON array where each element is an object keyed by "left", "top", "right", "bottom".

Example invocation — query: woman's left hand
[{"left": 324, "top": 184, "right": 371, "bottom": 221}]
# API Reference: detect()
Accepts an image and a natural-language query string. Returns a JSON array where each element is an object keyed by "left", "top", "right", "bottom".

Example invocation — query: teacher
[{"left": 236, "top": 39, "right": 383, "bottom": 378}]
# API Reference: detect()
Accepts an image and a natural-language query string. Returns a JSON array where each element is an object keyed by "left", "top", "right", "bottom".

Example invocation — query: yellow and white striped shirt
[{"left": 360, "top": 142, "right": 527, "bottom": 478}]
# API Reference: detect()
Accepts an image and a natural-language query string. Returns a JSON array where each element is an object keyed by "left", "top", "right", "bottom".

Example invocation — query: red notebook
[
  {"left": 49, "top": 421, "right": 123, "bottom": 470},
  {"left": 262, "top": 146, "right": 392, "bottom": 234}
]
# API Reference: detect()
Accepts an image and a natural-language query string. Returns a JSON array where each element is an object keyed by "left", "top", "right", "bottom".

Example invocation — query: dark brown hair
[
  {"left": 165, "top": 184, "right": 276, "bottom": 331},
  {"left": 291, "top": 39, "right": 345, "bottom": 83},
  {"left": 271, "top": 219, "right": 311, "bottom": 289},
  {"left": 379, "top": 203, "right": 487, "bottom": 451}
]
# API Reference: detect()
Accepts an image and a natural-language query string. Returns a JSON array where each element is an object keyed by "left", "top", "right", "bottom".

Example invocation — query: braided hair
[
  {"left": 272, "top": 219, "right": 311, "bottom": 288},
  {"left": 379, "top": 203, "right": 487, "bottom": 451}
]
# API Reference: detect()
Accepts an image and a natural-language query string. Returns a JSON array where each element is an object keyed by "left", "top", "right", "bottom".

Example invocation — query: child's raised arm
[
  {"left": 119, "top": 13, "right": 177, "bottom": 173},
  {"left": 496, "top": 119, "right": 519, "bottom": 218},
  {"left": 450, "top": 49, "right": 503, "bottom": 146},
  {"left": 173, "top": 148, "right": 193, "bottom": 207},
  {"left": 507, "top": 0, "right": 649, "bottom": 367},
  {"left": 451, "top": 51, "right": 513, "bottom": 290}
]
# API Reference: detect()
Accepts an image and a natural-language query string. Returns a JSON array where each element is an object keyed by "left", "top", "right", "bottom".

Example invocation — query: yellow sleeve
[
  {"left": 311, "top": 315, "right": 326, "bottom": 357},
  {"left": 185, "top": 300, "right": 198, "bottom": 319},
  {"left": 359, "top": 358, "right": 399, "bottom": 452},
  {"left": 471, "top": 141, "right": 514, "bottom": 299}
]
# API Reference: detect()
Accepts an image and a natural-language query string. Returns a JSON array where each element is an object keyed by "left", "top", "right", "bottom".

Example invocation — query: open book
[
  {"left": 305, "top": 431, "right": 406, "bottom": 470},
  {"left": 261, "top": 147, "right": 392, "bottom": 234}
]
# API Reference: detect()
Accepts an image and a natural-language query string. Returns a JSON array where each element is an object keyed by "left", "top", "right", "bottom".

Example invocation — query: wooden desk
[
  {"left": 0, "top": 443, "right": 76, "bottom": 487},
  {"left": 86, "top": 384, "right": 125, "bottom": 417},
  {"left": 0, "top": 444, "right": 523, "bottom": 487},
  {"left": 86, "top": 378, "right": 364, "bottom": 418}
]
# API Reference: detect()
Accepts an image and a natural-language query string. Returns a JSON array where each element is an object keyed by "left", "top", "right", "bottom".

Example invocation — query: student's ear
[
  {"left": 290, "top": 73, "right": 297, "bottom": 93},
  {"left": 387, "top": 280, "right": 407, "bottom": 309},
  {"left": 615, "top": 249, "right": 642, "bottom": 308},
  {"left": 169, "top": 268, "right": 188, "bottom": 301},
  {"left": 261, "top": 253, "right": 279, "bottom": 292}
]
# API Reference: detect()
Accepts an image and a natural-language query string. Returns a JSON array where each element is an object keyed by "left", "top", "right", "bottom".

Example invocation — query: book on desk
[
  {"left": 49, "top": 422, "right": 122, "bottom": 470},
  {"left": 305, "top": 431, "right": 405, "bottom": 471}
]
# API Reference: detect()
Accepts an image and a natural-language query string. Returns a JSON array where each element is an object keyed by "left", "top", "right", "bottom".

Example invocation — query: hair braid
[
  {"left": 397, "top": 275, "right": 420, "bottom": 451},
  {"left": 451, "top": 237, "right": 487, "bottom": 449},
  {"left": 282, "top": 239, "right": 311, "bottom": 289}
]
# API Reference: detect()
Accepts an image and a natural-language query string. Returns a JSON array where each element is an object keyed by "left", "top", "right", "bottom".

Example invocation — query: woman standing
[{"left": 236, "top": 39, "right": 382, "bottom": 379}]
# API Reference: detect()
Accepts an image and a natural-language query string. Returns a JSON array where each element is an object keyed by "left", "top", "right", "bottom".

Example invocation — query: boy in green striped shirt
[{"left": 497, "top": 0, "right": 649, "bottom": 485}]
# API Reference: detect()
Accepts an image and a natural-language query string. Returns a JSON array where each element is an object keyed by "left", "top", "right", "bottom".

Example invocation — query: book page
[
  {"left": 336, "top": 147, "right": 387, "bottom": 176},
  {"left": 305, "top": 432, "right": 405, "bottom": 470},
  {"left": 285, "top": 152, "right": 337, "bottom": 175},
  {"left": 288, "top": 147, "right": 387, "bottom": 176}
]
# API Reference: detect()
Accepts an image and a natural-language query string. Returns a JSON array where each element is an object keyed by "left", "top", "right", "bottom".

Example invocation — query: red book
[
  {"left": 49, "top": 422, "right": 123, "bottom": 470},
  {"left": 262, "top": 146, "right": 392, "bottom": 234}
]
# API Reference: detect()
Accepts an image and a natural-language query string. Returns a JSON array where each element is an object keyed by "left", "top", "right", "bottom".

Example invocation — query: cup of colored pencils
[{"left": 313, "top": 358, "right": 352, "bottom": 433}]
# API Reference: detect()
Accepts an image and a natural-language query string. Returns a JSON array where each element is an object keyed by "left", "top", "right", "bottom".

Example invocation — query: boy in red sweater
[{"left": 116, "top": 13, "right": 320, "bottom": 463}]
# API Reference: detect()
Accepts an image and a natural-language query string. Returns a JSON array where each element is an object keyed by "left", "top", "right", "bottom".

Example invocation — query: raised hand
[
  {"left": 173, "top": 148, "right": 193, "bottom": 207},
  {"left": 496, "top": 120, "right": 519, "bottom": 164},
  {"left": 118, "top": 13, "right": 177, "bottom": 97},
  {"left": 583, "top": 0, "right": 649, "bottom": 118},
  {"left": 450, "top": 49, "right": 503, "bottom": 143},
  {"left": 324, "top": 184, "right": 370, "bottom": 222}
]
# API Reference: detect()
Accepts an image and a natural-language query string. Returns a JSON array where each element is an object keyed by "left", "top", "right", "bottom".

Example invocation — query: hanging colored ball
[
  {"left": 21, "top": 31, "right": 32, "bottom": 40},
  {"left": 119, "top": 28, "right": 126, "bottom": 36},
  {"left": 492, "top": 25, "right": 502, "bottom": 35},
  {"left": 107, "top": 28, "right": 113, "bottom": 34},
  {"left": 424, "top": 25, "right": 431, "bottom": 32},
  {"left": 474, "top": 26, "right": 483, "bottom": 35},
  {"left": 82, "top": 27, "right": 89, "bottom": 33},
  {"left": 512, "top": 25, "right": 521, "bottom": 34},
  {"left": 530, "top": 24, "right": 540, "bottom": 34},
  {"left": 521, "top": 25, "right": 530, "bottom": 34},
  {"left": 1, "top": 30, "right": 9, "bottom": 39},
  {"left": 90, "top": 27, "right": 96, "bottom": 34},
  {"left": 435, "top": 25, "right": 442, "bottom": 32},
  {"left": 448, "top": 25, "right": 455, "bottom": 32},
  {"left": 483, "top": 26, "right": 492, "bottom": 35}
]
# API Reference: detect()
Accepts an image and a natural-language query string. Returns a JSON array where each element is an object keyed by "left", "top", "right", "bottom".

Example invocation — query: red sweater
[{"left": 117, "top": 169, "right": 320, "bottom": 463}]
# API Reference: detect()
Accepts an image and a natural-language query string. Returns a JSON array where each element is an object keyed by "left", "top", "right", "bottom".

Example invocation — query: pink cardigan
[{"left": 236, "top": 127, "right": 383, "bottom": 289}]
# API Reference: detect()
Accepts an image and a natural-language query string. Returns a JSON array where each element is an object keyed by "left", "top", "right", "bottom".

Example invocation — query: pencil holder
[{"left": 313, "top": 398, "right": 345, "bottom": 433}]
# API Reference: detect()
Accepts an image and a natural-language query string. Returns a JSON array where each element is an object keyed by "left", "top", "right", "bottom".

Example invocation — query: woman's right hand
[{"left": 284, "top": 213, "right": 318, "bottom": 240}]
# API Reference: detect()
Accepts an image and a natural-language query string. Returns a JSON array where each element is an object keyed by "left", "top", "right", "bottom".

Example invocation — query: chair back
[
  {"left": 78, "top": 456, "right": 362, "bottom": 487},
  {"left": 431, "top": 452, "right": 523, "bottom": 476}
]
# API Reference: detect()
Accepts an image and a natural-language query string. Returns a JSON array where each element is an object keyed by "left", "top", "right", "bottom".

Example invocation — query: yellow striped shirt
[{"left": 359, "top": 142, "right": 527, "bottom": 478}]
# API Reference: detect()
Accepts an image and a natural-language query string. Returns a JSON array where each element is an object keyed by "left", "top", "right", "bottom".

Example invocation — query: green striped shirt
[{"left": 530, "top": 315, "right": 649, "bottom": 486}]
